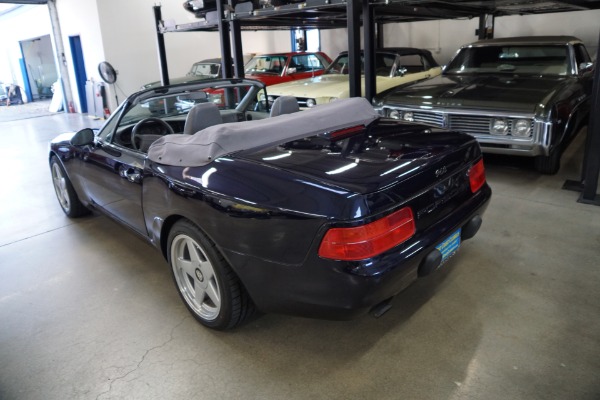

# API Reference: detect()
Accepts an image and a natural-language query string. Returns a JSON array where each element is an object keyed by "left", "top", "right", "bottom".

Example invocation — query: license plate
[{"left": 436, "top": 228, "right": 461, "bottom": 264}]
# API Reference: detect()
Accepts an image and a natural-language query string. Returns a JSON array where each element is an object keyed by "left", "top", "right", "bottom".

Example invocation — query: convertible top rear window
[{"left": 148, "top": 97, "right": 379, "bottom": 167}]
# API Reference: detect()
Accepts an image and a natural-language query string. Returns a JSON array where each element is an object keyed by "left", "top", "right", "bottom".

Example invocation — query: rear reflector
[
  {"left": 469, "top": 159, "right": 486, "bottom": 193},
  {"left": 318, "top": 207, "right": 416, "bottom": 261}
]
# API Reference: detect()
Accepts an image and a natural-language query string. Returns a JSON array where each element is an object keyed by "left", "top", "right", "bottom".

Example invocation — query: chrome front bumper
[{"left": 377, "top": 106, "right": 552, "bottom": 157}]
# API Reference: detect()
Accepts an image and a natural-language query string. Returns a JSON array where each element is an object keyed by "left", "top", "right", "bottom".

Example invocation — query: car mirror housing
[
  {"left": 287, "top": 67, "right": 297, "bottom": 75},
  {"left": 70, "top": 128, "right": 95, "bottom": 146},
  {"left": 579, "top": 62, "right": 594, "bottom": 73}
]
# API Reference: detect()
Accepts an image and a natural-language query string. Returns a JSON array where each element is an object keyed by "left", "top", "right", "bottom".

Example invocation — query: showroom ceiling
[
  {"left": 163, "top": 0, "right": 600, "bottom": 31},
  {"left": 0, "top": 0, "right": 598, "bottom": 30}
]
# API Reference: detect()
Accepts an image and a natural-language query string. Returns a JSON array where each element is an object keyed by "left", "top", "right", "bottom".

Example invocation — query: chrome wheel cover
[
  {"left": 170, "top": 234, "right": 221, "bottom": 321},
  {"left": 51, "top": 162, "right": 70, "bottom": 212}
]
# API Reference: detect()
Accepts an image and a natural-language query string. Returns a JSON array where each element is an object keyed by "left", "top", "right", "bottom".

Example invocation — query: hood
[
  {"left": 268, "top": 75, "right": 353, "bottom": 99},
  {"left": 378, "top": 73, "right": 570, "bottom": 114}
]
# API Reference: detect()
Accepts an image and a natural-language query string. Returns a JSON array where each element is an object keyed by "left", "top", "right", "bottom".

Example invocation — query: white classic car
[{"left": 266, "top": 48, "right": 442, "bottom": 108}]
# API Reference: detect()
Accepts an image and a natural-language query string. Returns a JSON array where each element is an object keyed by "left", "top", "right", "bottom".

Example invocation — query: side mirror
[
  {"left": 579, "top": 62, "right": 594, "bottom": 73},
  {"left": 70, "top": 128, "right": 95, "bottom": 146},
  {"left": 287, "top": 67, "right": 297, "bottom": 75}
]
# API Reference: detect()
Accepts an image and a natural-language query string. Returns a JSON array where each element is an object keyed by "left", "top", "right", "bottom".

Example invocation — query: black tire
[
  {"left": 534, "top": 149, "right": 561, "bottom": 175},
  {"left": 50, "top": 156, "right": 90, "bottom": 217},
  {"left": 167, "top": 220, "right": 255, "bottom": 330}
]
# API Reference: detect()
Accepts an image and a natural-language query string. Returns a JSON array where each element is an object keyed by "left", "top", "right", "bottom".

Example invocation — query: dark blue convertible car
[{"left": 49, "top": 78, "right": 491, "bottom": 330}]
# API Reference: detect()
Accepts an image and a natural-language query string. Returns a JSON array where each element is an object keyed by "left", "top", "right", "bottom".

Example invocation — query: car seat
[
  {"left": 183, "top": 102, "right": 223, "bottom": 135},
  {"left": 270, "top": 96, "right": 300, "bottom": 117}
]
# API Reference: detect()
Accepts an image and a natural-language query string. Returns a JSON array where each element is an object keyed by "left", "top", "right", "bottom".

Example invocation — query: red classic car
[{"left": 244, "top": 52, "right": 332, "bottom": 86}]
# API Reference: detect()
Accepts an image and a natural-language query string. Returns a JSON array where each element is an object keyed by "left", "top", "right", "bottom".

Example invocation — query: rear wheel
[
  {"left": 50, "top": 156, "right": 89, "bottom": 217},
  {"left": 167, "top": 220, "right": 255, "bottom": 330}
]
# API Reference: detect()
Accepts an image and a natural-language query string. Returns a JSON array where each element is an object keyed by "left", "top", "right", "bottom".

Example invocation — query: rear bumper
[{"left": 224, "top": 184, "right": 492, "bottom": 320}]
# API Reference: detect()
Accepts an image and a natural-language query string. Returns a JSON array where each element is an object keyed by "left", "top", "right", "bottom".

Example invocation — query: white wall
[
  {"left": 54, "top": 0, "right": 104, "bottom": 112},
  {"left": 320, "top": 28, "right": 349, "bottom": 59}
]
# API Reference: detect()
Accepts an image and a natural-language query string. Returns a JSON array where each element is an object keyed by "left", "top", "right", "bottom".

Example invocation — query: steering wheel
[{"left": 131, "top": 117, "right": 175, "bottom": 151}]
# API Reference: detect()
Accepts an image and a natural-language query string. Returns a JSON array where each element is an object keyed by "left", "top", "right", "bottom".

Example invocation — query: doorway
[
  {"left": 291, "top": 29, "right": 320, "bottom": 52},
  {"left": 19, "top": 35, "right": 57, "bottom": 101},
  {"left": 69, "top": 35, "right": 88, "bottom": 113}
]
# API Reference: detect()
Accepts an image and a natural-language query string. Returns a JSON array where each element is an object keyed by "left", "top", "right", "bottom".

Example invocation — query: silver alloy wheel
[
  {"left": 170, "top": 233, "right": 221, "bottom": 321},
  {"left": 51, "top": 162, "right": 71, "bottom": 212}
]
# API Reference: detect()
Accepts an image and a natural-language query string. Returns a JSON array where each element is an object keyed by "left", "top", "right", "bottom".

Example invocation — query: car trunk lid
[{"left": 235, "top": 119, "right": 483, "bottom": 223}]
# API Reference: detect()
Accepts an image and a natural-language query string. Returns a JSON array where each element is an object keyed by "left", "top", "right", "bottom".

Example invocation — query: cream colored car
[{"left": 266, "top": 48, "right": 442, "bottom": 108}]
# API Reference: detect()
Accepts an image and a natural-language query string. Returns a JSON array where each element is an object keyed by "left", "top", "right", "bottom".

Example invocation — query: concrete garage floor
[{"left": 0, "top": 113, "right": 599, "bottom": 400}]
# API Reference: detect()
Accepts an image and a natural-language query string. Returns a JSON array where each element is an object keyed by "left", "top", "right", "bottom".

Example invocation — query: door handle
[{"left": 119, "top": 166, "right": 142, "bottom": 183}]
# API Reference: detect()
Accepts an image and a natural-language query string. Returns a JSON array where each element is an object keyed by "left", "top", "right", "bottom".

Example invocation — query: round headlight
[
  {"left": 491, "top": 118, "right": 509, "bottom": 135},
  {"left": 513, "top": 119, "right": 531, "bottom": 137},
  {"left": 402, "top": 112, "right": 414, "bottom": 122},
  {"left": 389, "top": 110, "right": 400, "bottom": 120},
  {"left": 208, "top": 93, "right": 223, "bottom": 104},
  {"left": 306, "top": 99, "right": 316, "bottom": 108}
]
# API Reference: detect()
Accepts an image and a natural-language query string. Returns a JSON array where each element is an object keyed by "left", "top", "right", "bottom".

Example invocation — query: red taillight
[
  {"left": 330, "top": 125, "right": 364, "bottom": 140},
  {"left": 318, "top": 207, "right": 416, "bottom": 261},
  {"left": 469, "top": 159, "right": 486, "bottom": 193}
]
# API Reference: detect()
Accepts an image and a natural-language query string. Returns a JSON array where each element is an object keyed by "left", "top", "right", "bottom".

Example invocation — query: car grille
[
  {"left": 412, "top": 111, "right": 444, "bottom": 127},
  {"left": 405, "top": 111, "right": 534, "bottom": 137},
  {"left": 269, "top": 95, "right": 312, "bottom": 108}
]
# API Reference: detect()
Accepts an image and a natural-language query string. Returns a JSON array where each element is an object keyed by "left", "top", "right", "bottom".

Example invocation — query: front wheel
[
  {"left": 534, "top": 149, "right": 561, "bottom": 175},
  {"left": 167, "top": 220, "right": 255, "bottom": 330},
  {"left": 50, "top": 156, "right": 89, "bottom": 217}
]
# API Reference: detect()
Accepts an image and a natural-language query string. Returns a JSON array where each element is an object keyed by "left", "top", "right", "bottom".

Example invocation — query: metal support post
[
  {"left": 478, "top": 14, "right": 486, "bottom": 39},
  {"left": 563, "top": 29, "right": 600, "bottom": 205},
  {"left": 376, "top": 23, "right": 384, "bottom": 49},
  {"left": 217, "top": 0, "right": 233, "bottom": 79},
  {"left": 228, "top": 0, "right": 245, "bottom": 78},
  {"left": 153, "top": 6, "right": 170, "bottom": 86},
  {"left": 47, "top": 0, "right": 74, "bottom": 111},
  {"left": 346, "top": 0, "right": 361, "bottom": 98},
  {"left": 363, "top": 0, "right": 376, "bottom": 103}
]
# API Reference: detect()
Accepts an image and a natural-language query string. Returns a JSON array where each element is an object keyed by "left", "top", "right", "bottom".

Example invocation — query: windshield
[
  {"left": 245, "top": 55, "right": 288, "bottom": 75},
  {"left": 99, "top": 82, "right": 268, "bottom": 143},
  {"left": 445, "top": 45, "right": 569, "bottom": 75},
  {"left": 324, "top": 53, "right": 397, "bottom": 76},
  {"left": 189, "top": 62, "right": 220, "bottom": 77}
]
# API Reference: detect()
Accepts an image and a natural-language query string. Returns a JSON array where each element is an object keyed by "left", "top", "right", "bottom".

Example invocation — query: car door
[
  {"left": 77, "top": 104, "right": 150, "bottom": 235},
  {"left": 80, "top": 142, "right": 147, "bottom": 234}
]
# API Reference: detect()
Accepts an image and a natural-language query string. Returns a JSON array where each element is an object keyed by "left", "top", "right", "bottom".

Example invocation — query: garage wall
[
  {"left": 494, "top": 10, "right": 600, "bottom": 58},
  {"left": 0, "top": 5, "right": 53, "bottom": 102},
  {"left": 59, "top": 0, "right": 292, "bottom": 110},
  {"left": 383, "top": 9, "right": 600, "bottom": 65}
]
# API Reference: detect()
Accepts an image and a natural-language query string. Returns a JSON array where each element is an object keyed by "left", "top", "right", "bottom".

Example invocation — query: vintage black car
[
  {"left": 374, "top": 36, "right": 594, "bottom": 174},
  {"left": 49, "top": 78, "right": 491, "bottom": 330}
]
